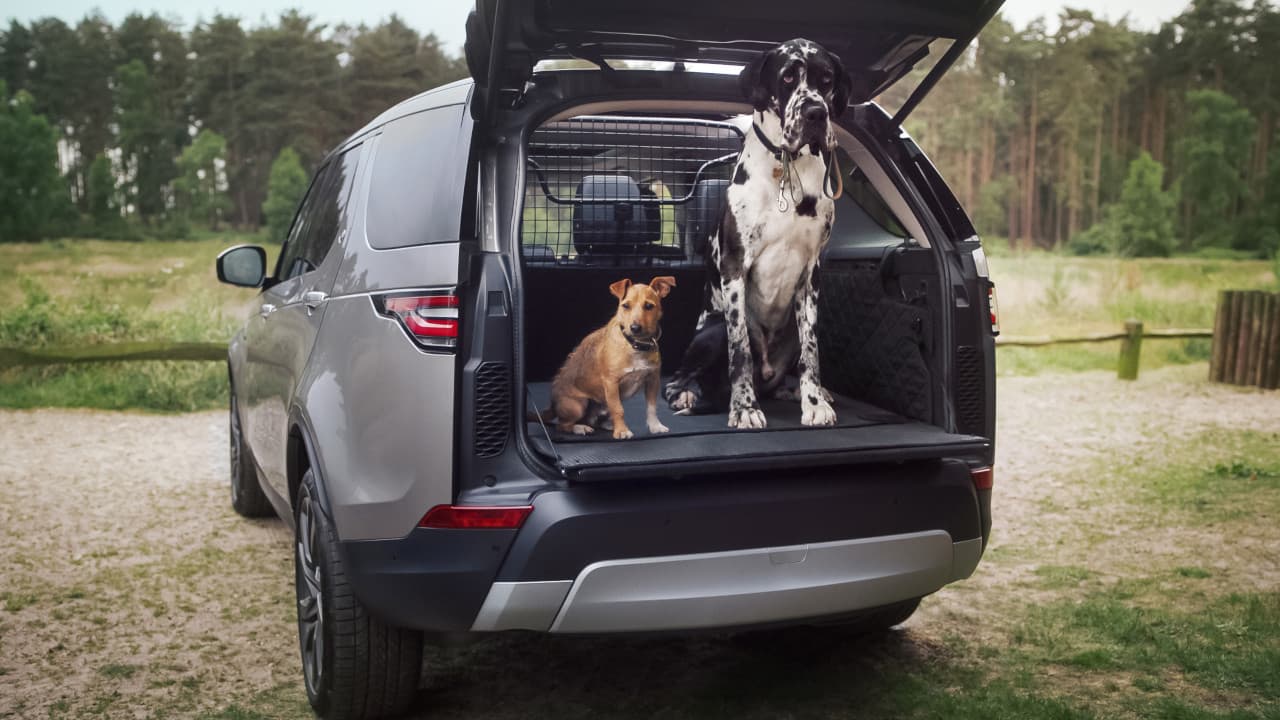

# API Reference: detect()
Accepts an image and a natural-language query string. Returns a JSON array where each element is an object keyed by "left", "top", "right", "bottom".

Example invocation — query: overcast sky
[{"left": 5, "top": 0, "right": 1186, "bottom": 52}]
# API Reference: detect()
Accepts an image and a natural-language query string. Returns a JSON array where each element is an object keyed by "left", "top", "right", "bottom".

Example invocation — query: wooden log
[
  {"left": 1248, "top": 291, "right": 1266, "bottom": 386},
  {"left": 1118, "top": 319, "right": 1143, "bottom": 380},
  {"left": 1222, "top": 290, "right": 1241, "bottom": 383},
  {"left": 1210, "top": 290, "right": 1230, "bottom": 382},
  {"left": 1232, "top": 292, "right": 1256, "bottom": 385},
  {"left": 1256, "top": 293, "right": 1276, "bottom": 388},
  {"left": 1267, "top": 293, "right": 1280, "bottom": 390}
]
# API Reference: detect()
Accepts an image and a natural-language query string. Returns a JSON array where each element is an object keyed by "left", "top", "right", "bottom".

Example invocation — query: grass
[
  {"left": 988, "top": 251, "right": 1276, "bottom": 376},
  {"left": 0, "top": 234, "right": 269, "bottom": 412}
]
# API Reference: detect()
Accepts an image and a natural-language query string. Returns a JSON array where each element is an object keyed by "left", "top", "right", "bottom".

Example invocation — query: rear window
[{"left": 367, "top": 105, "right": 469, "bottom": 249}]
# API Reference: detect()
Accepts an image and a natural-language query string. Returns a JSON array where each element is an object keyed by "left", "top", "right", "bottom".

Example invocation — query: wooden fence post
[
  {"left": 1266, "top": 293, "right": 1280, "bottom": 390},
  {"left": 1210, "top": 290, "right": 1229, "bottom": 382},
  {"left": 1211, "top": 289, "right": 1280, "bottom": 388},
  {"left": 1118, "top": 319, "right": 1143, "bottom": 380}
]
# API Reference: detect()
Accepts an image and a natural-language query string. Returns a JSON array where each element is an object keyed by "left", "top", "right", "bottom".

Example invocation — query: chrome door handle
[
  {"left": 303, "top": 291, "right": 328, "bottom": 314},
  {"left": 259, "top": 303, "right": 276, "bottom": 318}
]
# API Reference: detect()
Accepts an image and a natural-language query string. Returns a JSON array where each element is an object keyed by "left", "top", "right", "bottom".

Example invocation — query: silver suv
[{"left": 215, "top": 2, "right": 1001, "bottom": 717}]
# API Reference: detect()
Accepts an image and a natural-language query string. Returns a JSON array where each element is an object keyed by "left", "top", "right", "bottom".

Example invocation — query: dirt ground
[{"left": 0, "top": 364, "right": 1277, "bottom": 719}]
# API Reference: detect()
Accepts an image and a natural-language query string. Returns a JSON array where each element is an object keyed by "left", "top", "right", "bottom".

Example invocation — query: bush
[{"left": 1066, "top": 225, "right": 1111, "bottom": 256}]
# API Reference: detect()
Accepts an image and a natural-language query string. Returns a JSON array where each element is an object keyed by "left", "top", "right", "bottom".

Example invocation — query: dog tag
[{"left": 772, "top": 167, "right": 783, "bottom": 180}]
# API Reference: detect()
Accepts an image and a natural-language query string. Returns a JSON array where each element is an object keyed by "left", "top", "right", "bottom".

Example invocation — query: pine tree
[
  {"left": 262, "top": 147, "right": 308, "bottom": 243},
  {"left": 1108, "top": 152, "right": 1177, "bottom": 257},
  {"left": 175, "top": 130, "right": 231, "bottom": 230},
  {"left": 0, "top": 82, "right": 67, "bottom": 241}
]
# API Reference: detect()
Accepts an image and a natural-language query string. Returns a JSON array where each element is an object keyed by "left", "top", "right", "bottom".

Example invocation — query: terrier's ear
[
  {"left": 609, "top": 278, "right": 633, "bottom": 301},
  {"left": 648, "top": 276, "right": 676, "bottom": 299}
]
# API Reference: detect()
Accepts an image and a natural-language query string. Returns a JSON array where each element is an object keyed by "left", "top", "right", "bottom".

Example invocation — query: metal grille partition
[{"left": 521, "top": 116, "right": 743, "bottom": 267}]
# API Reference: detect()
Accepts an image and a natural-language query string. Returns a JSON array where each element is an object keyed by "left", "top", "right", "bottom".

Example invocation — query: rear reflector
[
  {"left": 971, "top": 467, "right": 993, "bottom": 490},
  {"left": 987, "top": 285, "right": 1000, "bottom": 336},
  {"left": 374, "top": 291, "right": 459, "bottom": 350},
  {"left": 419, "top": 505, "right": 533, "bottom": 529}
]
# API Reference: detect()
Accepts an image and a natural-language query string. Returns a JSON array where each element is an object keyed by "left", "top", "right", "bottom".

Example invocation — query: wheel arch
[{"left": 287, "top": 407, "right": 334, "bottom": 525}]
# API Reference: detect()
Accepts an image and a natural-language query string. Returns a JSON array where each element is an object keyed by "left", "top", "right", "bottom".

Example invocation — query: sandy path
[{"left": 0, "top": 365, "right": 1276, "bottom": 718}]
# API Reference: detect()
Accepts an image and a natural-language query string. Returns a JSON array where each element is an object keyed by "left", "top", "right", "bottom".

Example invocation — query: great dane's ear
[
  {"left": 609, "top": 278, "right": 633, "bottom": 301},
  {"left": 829, "top": 50, "right": 853, "bottom": 117},
  {"left": 739, "top": 50, "right": 771, "bottom": 112},
  {"left": 648, "top": 276, "right": 676, "bottom": 299}
]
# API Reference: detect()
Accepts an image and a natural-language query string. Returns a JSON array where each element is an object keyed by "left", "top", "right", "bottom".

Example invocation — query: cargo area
[{"left": 517, "top": 114, "right": 988, "bottom": 478}]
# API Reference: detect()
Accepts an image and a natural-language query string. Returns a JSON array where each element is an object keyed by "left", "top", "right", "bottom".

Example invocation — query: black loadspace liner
[
  {"left": 521, "top": 116, "right": 741, "bottom": 266},
  {"left": 525, "top": 381, "right": 986, "bottom": 480}
]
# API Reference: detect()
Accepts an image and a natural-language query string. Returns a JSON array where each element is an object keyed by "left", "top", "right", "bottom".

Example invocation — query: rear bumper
[
  {"left": 340, "top": 458, "right": 987, "bottom": 633},
  {"left": 474, "top": 531, "right": 981, "bottom": 633}
]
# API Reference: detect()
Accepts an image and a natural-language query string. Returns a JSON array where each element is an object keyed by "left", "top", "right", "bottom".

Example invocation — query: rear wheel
[
  {"left": 229, "top": 388, "right": 271, "bottom": 518},
  {"left": 295, "top": 469, "right": 423, "bottom": 720}
]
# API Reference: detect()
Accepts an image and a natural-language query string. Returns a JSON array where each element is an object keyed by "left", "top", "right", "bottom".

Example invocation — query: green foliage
[
  {"left": 1176, "top": 90, "right": 1256, "bottom": 250},
  {"left": 174, "top": 130, "right": 231, "bottom": 229},
  {"left": 115, "top": 59, "right": 176, "bottom": 222},
  {"left": 86, "top": 154, "right": 116, "bottom": 224},
  {"left": 0, "top": 81, "right": 68, "bottom": 242},
  {"left": 1109, "top": 152, "right": 1178, "bottom": 257},
  {"left": 262, "top": 147, "right": 307, "bottom": 243}
]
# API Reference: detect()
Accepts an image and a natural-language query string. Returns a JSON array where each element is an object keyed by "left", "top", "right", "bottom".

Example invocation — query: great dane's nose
[
  {"left": 630, "top": 323, "right": 643, "bottom": 334},
  {"left": 804, "top": 104, "right": 828, "bottom": 124}
]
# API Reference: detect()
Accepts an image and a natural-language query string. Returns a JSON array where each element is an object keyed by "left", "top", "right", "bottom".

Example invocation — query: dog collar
[
  {"left": 620, "top": 325, "right": 660, "bottom": 352},
  {"left": 752, "top": 122, "right": 844, "bottom": 204},
  {"left": 752, "top": 122, "right": 787, "bottom": 161}
]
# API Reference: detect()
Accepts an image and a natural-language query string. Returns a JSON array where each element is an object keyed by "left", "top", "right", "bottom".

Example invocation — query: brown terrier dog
[{"left": 532, "top": 277, "right": 676, "bottom": 439}]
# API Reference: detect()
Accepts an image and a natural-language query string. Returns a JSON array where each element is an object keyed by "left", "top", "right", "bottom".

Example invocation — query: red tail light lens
[
  {"left": 419, "top": 505, "right": 533, "bottom": 529},
  {"left": 375, "top": 292, "right": 459, "bottom": 349},
  {"left": 987, "top": 285, "right": 1000, "bottom": 336},
  {"left": 971, "top": 466, "right": 993, "bottom": 491}
]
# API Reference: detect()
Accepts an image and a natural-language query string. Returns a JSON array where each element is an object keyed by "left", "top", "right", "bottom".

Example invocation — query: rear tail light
[
  {"left": 374, "top": 291, "right": 459, "bottom": 349},
  {"left": 987, "top": 284, "right": 1000, "bottom": 336},
  {"left": 419, "top": 505, "right": 533, "bottom": 529},
  {"left": 971, "top": 466, "right": 993, "bottom": 491}
]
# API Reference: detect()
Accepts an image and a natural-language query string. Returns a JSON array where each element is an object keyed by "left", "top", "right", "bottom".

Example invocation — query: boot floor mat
[{"left": 524, "top": 379, "right": 988, "bottom": 479}]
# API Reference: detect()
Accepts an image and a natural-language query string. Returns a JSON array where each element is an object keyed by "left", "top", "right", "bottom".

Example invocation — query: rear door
[
  {"left": 465, "top": 0, "right": 1004, "bottom": 122},
  {"left": 244, "top": 146, "right": 363, "bottom": 498}
]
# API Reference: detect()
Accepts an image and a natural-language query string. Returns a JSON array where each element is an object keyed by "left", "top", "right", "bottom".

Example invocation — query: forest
[{"left": 1, "top": 0, "right": 1278, "bottom": 261}]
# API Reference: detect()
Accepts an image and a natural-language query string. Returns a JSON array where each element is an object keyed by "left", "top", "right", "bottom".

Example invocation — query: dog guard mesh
[{"left": 521, "top": 116, "right": 743, "bottom": 266}]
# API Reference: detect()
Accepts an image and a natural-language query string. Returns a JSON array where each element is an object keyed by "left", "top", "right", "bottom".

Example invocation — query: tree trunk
[
  {"left": 1153, "top": 86, "right": 1166, "bottom": 164},
  {"left": 962, "top": 143, "right": 975, "bottom": 211},
  {"left": 1091, "top": 113, "right": 1104, "bottom": 227},
  {"left": 1008, "top": 130, "right": 1021, "bottom": 244},
  {"left": 1023, "top": 72, "right": 1038, "bottom": 249}
]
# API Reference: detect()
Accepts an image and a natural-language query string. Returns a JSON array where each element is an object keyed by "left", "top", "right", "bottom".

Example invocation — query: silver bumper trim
[{"left": 472, "top": 532, "right": 983, "bottom": 634}]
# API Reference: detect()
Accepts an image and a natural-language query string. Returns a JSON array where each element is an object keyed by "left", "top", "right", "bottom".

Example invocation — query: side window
[
  {"left": 275, "top": 165, "right": 332, "bottom": 282},
  {"left": 827, "top": 147, "right": 912, "bottom": 251},
  {"left": 366, "top": 105, "right": 468, "bottom": 249},
  {"left": 277, "top": 146, "right": 363, "bottom": 281}
]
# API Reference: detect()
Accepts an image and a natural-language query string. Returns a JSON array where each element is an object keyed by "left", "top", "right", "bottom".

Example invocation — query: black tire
[
  {"left": 295, "top": 469, "right": 423, "bottom": 720},
  {"left": 229, "top": 388, "right": 272, "bottom": 518}
]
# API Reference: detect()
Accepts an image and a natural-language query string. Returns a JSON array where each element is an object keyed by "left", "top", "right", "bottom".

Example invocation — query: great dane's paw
[
  {"left": 613, "top": 426, "right": 635, "bottom": 440},
  {"left": 728, "top": 406, "right": 768, "bottom": 430},
  {"left": 648, "top": 420, "right": 670, "bottom": 434},
  {"left": 801, "top": 398, "right": 838, "bottom": 427},
  {"left": 571, "top": 424, "right": 595, "bottom": 435},
  {"left": 670, "top": 390, "right": 697, "bottom": 412}
]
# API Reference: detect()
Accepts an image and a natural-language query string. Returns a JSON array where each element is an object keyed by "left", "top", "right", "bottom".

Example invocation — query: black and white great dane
[{"left": 665, "top": 38, "right": 851, "bottom": 429}]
